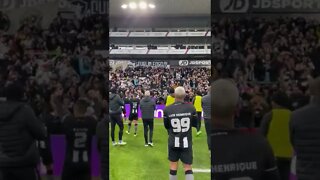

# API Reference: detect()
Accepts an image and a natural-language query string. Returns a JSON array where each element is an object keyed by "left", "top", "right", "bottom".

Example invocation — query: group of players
[{"left": 109, "top": 86, "right": 210, "bottom": 180}]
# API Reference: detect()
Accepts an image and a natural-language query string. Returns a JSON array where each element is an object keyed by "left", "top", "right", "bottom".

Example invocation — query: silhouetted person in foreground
[
  {"left": 0, "top": 82, "right": 46, "bottom": 180},
  {"left": 290, "top": 76, "right": 320, "bottom": 180},
  {"left": 211, "top": 79, "right": 280, "bottom": 180}
]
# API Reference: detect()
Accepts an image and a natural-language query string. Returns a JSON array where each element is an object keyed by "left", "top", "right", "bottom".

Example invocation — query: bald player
[
  {"left": 140, "top": 90, "right": 156, "bottom": 147},
  {"left": 164, "top": 87, "right": 198, "bottom": 180},
  {"left": 211, "top": 79, "right": 280, "bottom": 180}
]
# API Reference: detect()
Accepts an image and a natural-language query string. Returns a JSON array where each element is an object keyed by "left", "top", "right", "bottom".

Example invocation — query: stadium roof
[{"left": 110, "top": 0, "right": 210, "bottom": 17}]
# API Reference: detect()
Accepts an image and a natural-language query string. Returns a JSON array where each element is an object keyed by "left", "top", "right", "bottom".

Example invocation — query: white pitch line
[{"left": 193, "top": 168, "right": 210, "bottom": 173}]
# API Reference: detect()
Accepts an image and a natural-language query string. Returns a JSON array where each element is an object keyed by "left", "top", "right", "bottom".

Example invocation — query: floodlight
[
  {"left": 148, "top": 3, "right": 155, "bottom": 8},
  {"left": 139, "top": 2, "right": 147, "bottom": 9},
  {"left": 129, "top": 2, "right": 137, "bottom": 9},
  {"left": 121, "top": 4, "right": 128, "bottom": 9}
]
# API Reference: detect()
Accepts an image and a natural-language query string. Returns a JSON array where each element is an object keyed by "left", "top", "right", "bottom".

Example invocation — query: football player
[{"left": 164, "top": 87, "right": 198, "bottom": 180}]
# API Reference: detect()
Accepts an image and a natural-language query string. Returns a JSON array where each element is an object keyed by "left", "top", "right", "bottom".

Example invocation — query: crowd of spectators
[
  {"left": 109, "top": 66, "right": 211, "bottom": 104},
  {"left": 212, "top": 17, "right": 320, "bottom": 127},
  {"left": 0, "top": 12, "right": 108, "bottom": 121},
  {"left": 0, "top": 11, "right": 110, "bottom": 179}
]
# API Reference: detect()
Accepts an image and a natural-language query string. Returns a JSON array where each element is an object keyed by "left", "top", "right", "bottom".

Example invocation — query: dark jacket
[
  {"left": 202, "top": 94, "right": 211, "bottom": 120},
  {"left": 211, "top": 128, "right": 280, "bottom": 180},
  {"left": 290, "top": 97, "right": 320, "bottom": 180},
  {"left": 0, "top": 101, "right": 46, "bottom": 167},
  {"left": 109, "top": 94, "right": 124, "bottom": 115},
  {"left": 202, "top": 93, "right": 211, "bottom": 149},
  {"left": 38, "top": 112, "right": 62, "bottom": 166},
  {"left": 140, "top": 96, "right": 156, "bottom": 120},
  {"left": 96, "top": 118, "right": 108, "bottom": 169}
]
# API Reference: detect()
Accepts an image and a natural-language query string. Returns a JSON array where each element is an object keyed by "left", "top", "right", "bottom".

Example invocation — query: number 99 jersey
[{"left": 163, "top": 102, "right": 198, "bottom": 150}]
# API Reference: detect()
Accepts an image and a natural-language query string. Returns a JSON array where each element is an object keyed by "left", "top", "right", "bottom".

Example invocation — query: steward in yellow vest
[
  {"left": 165, "top": 95, "right": 175, "bottom": 106},
  {"left": 260, "top": 92, "right": 293, "bottom": 179},
  {"left": 192, "top": 91, "right": 203, "bottom": 136},
  {"left": 165, "top": 87, "right": 175, "bottom": 107}
]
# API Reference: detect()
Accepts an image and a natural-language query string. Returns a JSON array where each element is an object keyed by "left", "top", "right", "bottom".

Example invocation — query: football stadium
[
  {"left": 109, "top": 62, "right": 211, "bottom": 180},
  {"left": 109, "top": 0, "right": 211, "bottom": 180},
  {"left": 1, "top": 0, "right": 320, "bottom": 180}
]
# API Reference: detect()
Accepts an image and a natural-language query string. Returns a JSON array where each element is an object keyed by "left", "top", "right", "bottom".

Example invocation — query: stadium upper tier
[
  {"left": 110, "top": 44, "right": 211, "bottom": 50},
  {"left": 109, "top": 29, "right": 211, "bottom": 38},
  {"left": 109, "top": 44, "right": 211, "bottom": 55}
]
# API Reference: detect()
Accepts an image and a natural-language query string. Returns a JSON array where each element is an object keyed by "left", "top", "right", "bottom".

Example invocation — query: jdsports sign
[
  {"left": 178, "top": 60, "right": 211, "bottom": 67},
  {"left": 213, "top": 0, "right": 320, "bottom": 13}
]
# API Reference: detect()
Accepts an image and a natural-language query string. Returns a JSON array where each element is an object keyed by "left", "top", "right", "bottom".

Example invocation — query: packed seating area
[
  {"left": 212, "top": 17, "right": 320, "bottom": 127},
  {"left": 109, "top": 66, "right": 211, "bottom": 104},
  {"left": 0, "top": 12, "right": 108, "bottom": 119}
]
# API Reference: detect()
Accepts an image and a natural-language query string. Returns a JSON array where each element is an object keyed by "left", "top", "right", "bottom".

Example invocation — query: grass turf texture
[{"left": 110, "top": 118, "right": 210, "bottom": 180}]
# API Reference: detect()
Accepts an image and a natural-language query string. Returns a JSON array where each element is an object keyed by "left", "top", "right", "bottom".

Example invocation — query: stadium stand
[
  {"left": 212, "top": 17, "right": 320, "bottom": 127},
  {"left": 0, "top": 12, "right": 108, "bottom": 118},
  {"left": 0, "top": 12, "right": 109, "bottom": 178},
  {"left": 109, "top": 66, "right": 211, "bottom": 104}
]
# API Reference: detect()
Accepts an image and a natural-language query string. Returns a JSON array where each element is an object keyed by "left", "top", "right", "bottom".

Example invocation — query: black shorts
[
  {"left": 168, "top": 146, "right": 193, "bottom": 165},
  {"left": 129, "top": 113, "right": 138, "bottom": 121}
]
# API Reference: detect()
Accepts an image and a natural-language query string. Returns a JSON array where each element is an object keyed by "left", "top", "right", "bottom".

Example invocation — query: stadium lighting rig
[{"left": 121, "top": 1, "right": 156, "bottom": 10}]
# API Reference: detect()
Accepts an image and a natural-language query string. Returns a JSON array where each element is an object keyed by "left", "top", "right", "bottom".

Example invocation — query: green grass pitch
[{"left": 110, "top": 118, "right": 210, "bottom": 180}]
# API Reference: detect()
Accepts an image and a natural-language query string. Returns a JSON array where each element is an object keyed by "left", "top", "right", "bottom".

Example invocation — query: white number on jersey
[
  {"left": 132, "top": 103, "right": 138, "bottom": 113},
  {"left": 37, "top": 140, "right": 46, "bottom": 149},
  {"left": 174, "top": 136, "right": 189, "bottom": 148},
  {"left": 74, "top": 132, "right": 87, "bottom": 148},
  {"left": 171, "top": 117, "right": 190, "bottom": 133},
  {"left": 171, "top": 117, "right": 190, "bottom": 148},
  {"left": 73, "top": 132, "right": 88, "bottom": 163}
]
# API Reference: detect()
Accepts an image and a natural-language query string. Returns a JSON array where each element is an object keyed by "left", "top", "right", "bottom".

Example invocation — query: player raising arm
[
  {"left": 126, "top": 94, "right": 140, "bottom": 136},
  {"left": 164, "top": 86, "right": 198, "bottom": 180}
]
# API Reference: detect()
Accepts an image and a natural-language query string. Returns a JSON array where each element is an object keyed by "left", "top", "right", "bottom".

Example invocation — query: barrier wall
[
  {"left": 124, "top": 104, "right": 165, "bottom": 118},
  {"left": 123, "top": 104, "right": 205, "bottom": 118}
]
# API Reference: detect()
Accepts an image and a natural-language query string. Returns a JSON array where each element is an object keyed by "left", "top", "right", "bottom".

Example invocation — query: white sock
[{"left": 169, "top": 175, "right": 177, "bottom": 180}]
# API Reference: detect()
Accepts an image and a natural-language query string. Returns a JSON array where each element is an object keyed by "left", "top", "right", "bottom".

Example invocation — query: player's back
[
  {"left": 129, "top": 98, "right": 140, "bottom": 114},
  {"left": 164, "top": 102, "right": 197, "bottom": 150},
  {"left": 211, "top": 129, "right": 280, "bottom": 180},
  {"left": 62, "top": 115, "right": 97, "bottom": 166}
]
